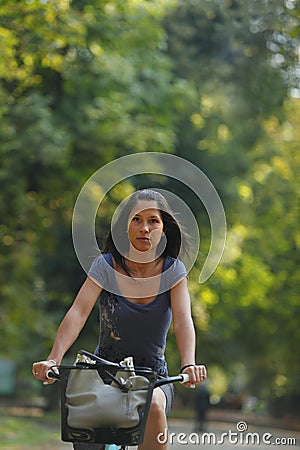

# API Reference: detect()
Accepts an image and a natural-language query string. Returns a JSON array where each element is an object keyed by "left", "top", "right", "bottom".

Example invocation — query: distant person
[{"left": 194, "top": 382, "right": 210, "bottom": 433}]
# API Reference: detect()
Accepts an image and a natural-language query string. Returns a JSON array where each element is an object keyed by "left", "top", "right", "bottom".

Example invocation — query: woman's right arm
[{"left": 32, "top": 277, "right": 102, "bottom": 383}]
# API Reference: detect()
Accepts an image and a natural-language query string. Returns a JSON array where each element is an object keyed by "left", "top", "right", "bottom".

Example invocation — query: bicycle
[{"left": 47, "top": 350, "right": 190, "bottom": 450}]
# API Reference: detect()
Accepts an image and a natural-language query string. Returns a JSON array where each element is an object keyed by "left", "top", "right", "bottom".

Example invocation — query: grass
[
  {"left": 0, "top": 409, "right": 67, "bottom": 449},
  {"left": 0, "top": 405, "right": 194, "bottom": 449}
]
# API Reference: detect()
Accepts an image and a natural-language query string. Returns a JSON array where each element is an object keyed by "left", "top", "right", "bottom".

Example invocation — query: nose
[{"left": 140, "top": 220, "right": 150, "bottom": 232}]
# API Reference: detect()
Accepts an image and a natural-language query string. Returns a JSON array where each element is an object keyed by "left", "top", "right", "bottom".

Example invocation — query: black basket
[{"left": 56, "top": 358, "right": 157, "bottom": 445}]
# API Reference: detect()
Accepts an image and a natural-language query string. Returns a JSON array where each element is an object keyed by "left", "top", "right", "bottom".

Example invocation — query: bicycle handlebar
[
  {"left": 46, "top": 368, "right": 192, "bottom": 386},
  {"left": 46, "top": 348, "right": 195, "bottom": 386}
]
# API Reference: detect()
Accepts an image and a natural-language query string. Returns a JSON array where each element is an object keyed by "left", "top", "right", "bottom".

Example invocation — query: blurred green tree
[
  {"left": 0, "top": 0, "right": 179, "bottom": 367},
  {"left": 163, "top": 0, "right": 300, "bottom": 409},
  {"left": 0, "top": 0, "right": 299, "bottom": 416}
]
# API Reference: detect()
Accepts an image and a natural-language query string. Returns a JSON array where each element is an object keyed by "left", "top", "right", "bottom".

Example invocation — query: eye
[
  {"left": 132, "top": 216, "right": 140, "bottom": 222},
  {"left": 150, "top": 219, "right": 160, "bottom": 224}
]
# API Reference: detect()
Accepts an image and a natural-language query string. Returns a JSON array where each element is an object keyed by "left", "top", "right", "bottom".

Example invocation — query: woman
[{"left": 32, "top": 189, "right": 207, "bottom": 450}]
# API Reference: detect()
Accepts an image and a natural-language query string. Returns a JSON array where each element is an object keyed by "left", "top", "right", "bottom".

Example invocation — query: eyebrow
[{"left": 132, "top": 212, "right": 161, "bottom": 218}]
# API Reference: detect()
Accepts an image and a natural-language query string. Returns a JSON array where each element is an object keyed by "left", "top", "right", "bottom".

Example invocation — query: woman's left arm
[{"left": 171, "top": 278, "right": 207, "bottom": 386}]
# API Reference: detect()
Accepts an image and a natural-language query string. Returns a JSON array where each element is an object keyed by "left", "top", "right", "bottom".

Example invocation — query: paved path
[{"left": 56, "top": 419, "right": 300, "bottom": 449}]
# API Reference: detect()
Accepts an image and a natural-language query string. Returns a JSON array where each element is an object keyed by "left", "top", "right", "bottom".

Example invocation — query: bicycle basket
[{"left": 57, "top": 351, "right": 157, "bottom": 445}]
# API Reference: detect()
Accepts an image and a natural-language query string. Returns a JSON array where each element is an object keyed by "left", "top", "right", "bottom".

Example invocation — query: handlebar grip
[
  {"left": 180, "top": 373, "right": 190, "bottom": 384},
  {"left": 46, "top": 369, "right": 59, "bottom": 380},
  {"left": 180, "top": 373, "right": 195, "bottom": 388}
]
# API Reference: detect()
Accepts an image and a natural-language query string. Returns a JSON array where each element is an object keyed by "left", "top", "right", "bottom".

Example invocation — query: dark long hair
[{"left": 103, "top": 189, "right": 190, "bottom": 275}]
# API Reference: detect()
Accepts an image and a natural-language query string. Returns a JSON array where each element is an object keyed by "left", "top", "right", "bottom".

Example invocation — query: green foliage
[
  {"left": 164, "top": 0, "right": 300, "bottom": 405},
  {"left": 0, "top": 412, "right": 61, "bottom": 447},
  {"left": 196, "top": 98, "right": 300, "bottom": 400},
  {"left": 0, "top": 0, "right": 178, "bottom": 364},
  {"left": 0, "top": 0, "right": 299, "bottom": 414}
]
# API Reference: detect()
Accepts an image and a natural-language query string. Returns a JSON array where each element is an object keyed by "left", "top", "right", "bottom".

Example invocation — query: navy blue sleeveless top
[{"left": 88, "top": 253, "right": 187, "bottom": 376}]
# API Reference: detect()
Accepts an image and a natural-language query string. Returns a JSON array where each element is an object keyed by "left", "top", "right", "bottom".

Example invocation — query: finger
[
  {"left": 183, "top": 381, "right": 196, "bottom": 389},
  {"left": 198, "top": 365, "right": 207, "bottom": 382},
  {"left": 189, "top": 365, "right": 206, "bottom": 384},
  {"left": 181, "top": 364, "right": 207, "bottom": 387},
  {"left": 32, "top": 362, "right": 53, "bottom": 381},
  {"left": 43, "top": 378, "right": 56, "bottom": 385},
  {"left": 183, "top": 366, "right": 197, "bottom": 385},
  {"left": 32, "top": 364, "right": 42, "bottom": 379}
]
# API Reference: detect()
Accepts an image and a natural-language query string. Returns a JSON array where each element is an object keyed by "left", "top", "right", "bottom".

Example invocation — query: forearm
[
  {"left": 47, "top": 277, "right": 101, "bottom": 364},
  {"left": 171, "top": 280, "right": 207, "bottom": 386},
  {"left": 47, "top": 307, "right": 87, "bottom": 364},
  {"left": 173, "top": 316, "right": 196, "bottom": 368}
]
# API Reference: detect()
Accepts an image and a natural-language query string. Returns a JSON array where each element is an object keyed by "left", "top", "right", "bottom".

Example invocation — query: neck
[{"left": 124, "top": 256, "right": 162, "bottom": 277}]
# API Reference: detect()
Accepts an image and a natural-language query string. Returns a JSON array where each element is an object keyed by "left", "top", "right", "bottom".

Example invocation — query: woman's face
[{"left": 127, "top": 200, "right": 164, "bottom": 253}]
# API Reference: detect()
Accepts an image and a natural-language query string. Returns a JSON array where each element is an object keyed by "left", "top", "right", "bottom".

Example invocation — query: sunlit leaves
[
  {"left": 165, "top": 0, "right": 300, "bottom": 403},
  {"left": 0, "top": 0, "right": 179, "bottom": 366},
  {"left": 0, "top": 0, "right": 299, "bottom": 408}
]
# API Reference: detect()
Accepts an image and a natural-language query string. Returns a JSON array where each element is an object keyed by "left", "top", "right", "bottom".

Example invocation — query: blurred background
[{"left": 0, "top": 0, "right": 299, "bottom": 447}]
